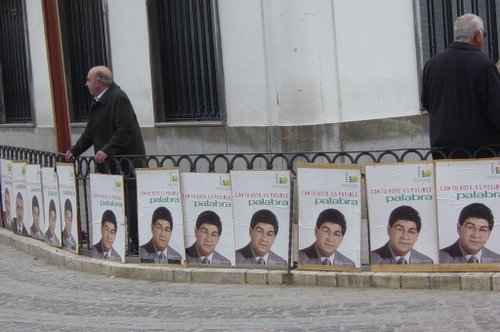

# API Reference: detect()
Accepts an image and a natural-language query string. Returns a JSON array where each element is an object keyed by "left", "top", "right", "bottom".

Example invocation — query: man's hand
[
  {"left": 65, "top": 150, "right": 74, "bottom": 162},
  {"left": 95, "top": 150, "right": 109, "bottom": 164}
]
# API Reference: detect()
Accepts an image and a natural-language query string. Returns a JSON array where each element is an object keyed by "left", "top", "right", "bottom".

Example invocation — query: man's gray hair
[{"left": 454, "top": 13, "right": 483, "bottom": 42}]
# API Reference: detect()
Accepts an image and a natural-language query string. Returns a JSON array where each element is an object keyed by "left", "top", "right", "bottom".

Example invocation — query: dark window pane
[
  {"left": 0, "top": 0, "right": 32, "bottom": 123},
  {"left": 420, "top": 0, "right": 499, "bottom": 62},
  {"left": 59, "top": 0, "right": 110, "bottom": 123},
  {"left": 148, "top": 0, "right": 221, "bottom": 122}
]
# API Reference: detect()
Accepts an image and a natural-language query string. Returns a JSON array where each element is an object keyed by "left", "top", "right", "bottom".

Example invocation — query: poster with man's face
[
  {"left": 26, "top": 164, "right": 44, "bottom": 241},
  {"left": 12, "top": 162, "right": 28, "bottom": 236},
  {"left": 137, "top": 168, "right": 185, "bottom": 265},
  {"left": 90, "top": 174, "right": 125, "bottom": 263},
  {"left": 297, "top": 164, "right": 361, "bottom": 270},
  {"left": 230, "top": 170, "right": 291, "bottom": 268},
  {"left": 1, "top": 159, "right": 13, "bottom": 229},
  {"left": 365, "top": 162, "right": 438, "bottom": 271},
  {"left": 57, "top": 163, "right": 79, "bottom": 253},
  {"left": 41, "top": 167, "right": 62, "bottom": 247},
  {"left": 181, "top": 172, "right": 235, "bottom": 266},
  {"left": 436, "top": 159, "right": 500, "bottom": 269}
]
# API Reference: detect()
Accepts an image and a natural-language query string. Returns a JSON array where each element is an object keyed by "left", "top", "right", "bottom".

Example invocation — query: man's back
[
  {"left": 421, "top": 13, "right": 500, "bottom": 156},
  {"left": 421, "top": 41, "right": 500, "bottom": 150}
]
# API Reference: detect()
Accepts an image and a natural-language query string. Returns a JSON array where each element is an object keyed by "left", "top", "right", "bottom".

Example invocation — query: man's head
[
  {"left": 63, "top": 199, "right": 73, "bottom": 236},
  {"left": 150, "top": 206, "right": 173, "bottom": 252},
  {"left": 249, "top": 209, "right": 279, "bottom": 257},
  {"left": 454, "top": 13, "right": 486, "bottom": 48},
  {"left": 195, "top": 210, "right": 222, "bottom": 257},
  {"left": 86, "top": 65, "right": 113, "bottom": 97},
  {"left": 31, "top": 196, "right": 40, "bottom": 229},
  {"left": 100, "top": 210, "right": 117, "bottom": 252},
  {"left": 386, "top": 205, "right": 421, "bottom": 257},
  {"left": 15, "top": 193, "right": 24, "bottom": 227},
  {"left": 48, "top": 200, "right": 57, "bottom": 235},
  {"left": 314, "top": 209, "right": 347, "bottom": 257},
  {"left": 457, "top": 202, "right": 494, "bottom": 255}
]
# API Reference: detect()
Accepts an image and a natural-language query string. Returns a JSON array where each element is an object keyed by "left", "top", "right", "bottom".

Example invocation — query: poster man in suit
[
  {"left": 371, "top": 205, "right": 433, "bottom": 264},
  {"left": 440, "top": 202, "right": 500, "bottom": 263},
  {"left": 62, "top": 199, "right": 77, "bottom": 251},
  {"left": 235, "top": 209, "right": 287, "bottom": 266},
  {"left": 3, "top": 188, "right": 12, "bottom": 229},
  {"left": 298, "top": 208, "right": 355, "bottom": 267},
  {"left": 93, "top": 209, "right": 121, "bottom": 261},
  {"left": 140, "top": 206, "right": 182, "bottom": 264},
  {"left": 186, "top": 210, "right": 231, "bottom": 265},
  {"left": 45, "top": 200, "right": 60, "bottom": 245},
  {"left": 29, "top": 196, "right": 44, "bottom": 240},
  {"left": 13, "top": 192, "right": 29, "bottom": 236}
]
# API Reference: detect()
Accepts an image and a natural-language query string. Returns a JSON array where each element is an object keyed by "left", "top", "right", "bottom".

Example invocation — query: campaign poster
[
  {"left": 436, "top": 159, "right": 500, "bottom": 270},
  {"left": 57, "top": 163, "right": 79, "bottom": 253},
  {"left": 297, "top": 164, "right": 361, "bottom": 271},
  {"left": 26, "top": 164, "right": 45, "bottom": 241},
  {"left": 1, "top": 159, "right": 13, "bottom": 229},
  {"left": 181, "top": 172, "right": 235, "bottom": 266},
  {"left": 90, "top": 174, "right": 126, "bottom": 263},
  {"left": 136, "top": 168, "right": 185, "bottom": 265},
  {"left": 12, "top": 162, "right": 29, "bottom": 236},
  {"left": 365, "top": 162, "right": 438, "bottom": 271},
  {"left": 230, "top": 170, "right": 291, "bottom": 268},
  {"left": 41, "top": 167, "right": 62, "bottom": 246}
]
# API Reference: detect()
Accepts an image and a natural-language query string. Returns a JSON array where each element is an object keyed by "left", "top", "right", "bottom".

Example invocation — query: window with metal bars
[
  {"left": 58, "top": 0, "right": 110, "bottom": 123},
  {"left": 419, "top": 0, "right": 500, "bottom": 63},
  {"left": 147, "top": 0, "right": 222, "bottom": 122},
  {"left": 0, "top": 0, "right": 33, "bottom": 124}
]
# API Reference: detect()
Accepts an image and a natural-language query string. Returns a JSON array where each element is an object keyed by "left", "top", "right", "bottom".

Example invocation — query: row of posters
[
  {"left": 2, "top": 158, "right": 500, "bottom": 271},
  {"left": 90, "top": 169, "right": 291, "bottom": 266},
  {"left": 0, "top": 160, "right": 78, "bottom": 253}
]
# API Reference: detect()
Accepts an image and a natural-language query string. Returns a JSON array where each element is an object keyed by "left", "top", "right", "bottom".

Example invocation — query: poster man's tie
[
  {"left": 467, "top": 256, "right": 479, "bottom": 263},
  {"left": 397, "top": 257, "right": 407, "bottom": 264}
]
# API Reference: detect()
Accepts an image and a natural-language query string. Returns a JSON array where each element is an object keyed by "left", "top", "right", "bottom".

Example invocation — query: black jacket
[
  {"left": 421, "top": 42, "right": 500, "bottom": 152},
  {"left": 70, "top": 82, "right": 145, "bottom": 173}
]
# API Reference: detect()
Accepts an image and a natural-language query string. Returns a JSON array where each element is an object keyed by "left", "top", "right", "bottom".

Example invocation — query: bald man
[{"left": 65, "top": 65, "right": 145, "bottom": 252}]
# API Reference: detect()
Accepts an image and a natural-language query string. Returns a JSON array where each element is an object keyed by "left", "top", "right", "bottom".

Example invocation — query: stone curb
[{"left": 1, "top": 229, "right": 498, "bottom": 291}]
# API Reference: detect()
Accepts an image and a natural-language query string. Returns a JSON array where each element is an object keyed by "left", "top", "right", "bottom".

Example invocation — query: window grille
[
  {"left": 148, "top": 0, "right": 222, "bottom": 122},
  {"left": 420, "top": 0, "right": 499, "bottom": 62},
  {"left": 58, "top": 0, "right": 110, "bottom": 123},
  {"left": 0, "top": 0, "right": 32, "bottom": 124}
]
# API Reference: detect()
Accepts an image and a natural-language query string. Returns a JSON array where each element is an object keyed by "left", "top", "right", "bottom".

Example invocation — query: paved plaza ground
[{"left": 1, "top": 242, "right": 499, "bottom": 331}]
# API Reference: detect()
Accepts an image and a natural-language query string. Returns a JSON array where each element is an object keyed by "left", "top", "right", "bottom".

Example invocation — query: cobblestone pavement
[{"left": 0, "top": 243, "right": 499, "bottom": 332}]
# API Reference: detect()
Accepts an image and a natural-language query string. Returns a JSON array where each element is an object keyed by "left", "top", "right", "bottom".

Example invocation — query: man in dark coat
[
  {"left": 65, "top": 66, "right": 145, "bottom": 251},
  {"left": 421, "top": 13, "right": 500, "bottom": 158}
]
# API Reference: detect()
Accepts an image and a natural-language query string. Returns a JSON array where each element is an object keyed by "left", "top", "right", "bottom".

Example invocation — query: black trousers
[{"left": 125, "top": 177, "right": 138, "bottom": 247}]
